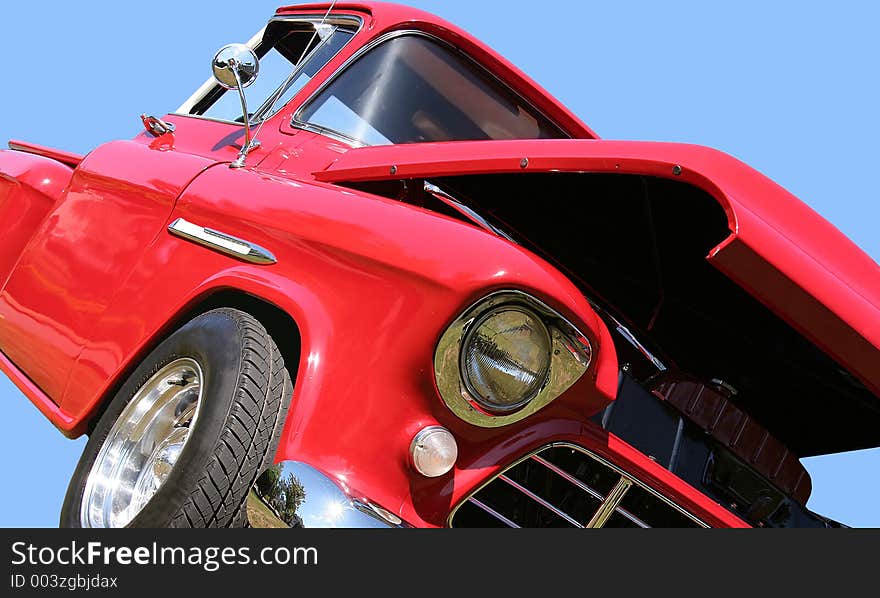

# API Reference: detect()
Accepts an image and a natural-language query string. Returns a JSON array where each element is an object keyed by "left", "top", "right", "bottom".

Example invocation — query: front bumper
[{"left": 247, "top": 461, "right": 408, "bottom": 528}]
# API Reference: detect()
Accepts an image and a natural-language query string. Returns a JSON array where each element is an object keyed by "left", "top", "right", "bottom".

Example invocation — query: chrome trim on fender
[
  {"left": 434, "top": 290, "right": 592, "bottom": 428},
  {"left": 167, "top": 218, "right": 276, "bottom": 265},
  {"left": 608, "top": 313, "right": 667, "bottom": 372},
  {"left": 424, "top": 181, "right": 515, "bottom": 241},
  {"left": 247, "top": 461, "right": 407, "bottom": 528}
]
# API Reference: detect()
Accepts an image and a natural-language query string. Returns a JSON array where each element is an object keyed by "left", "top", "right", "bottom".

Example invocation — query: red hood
[{"left": 315, "top": 139, "right": 880, "bottom": 402}]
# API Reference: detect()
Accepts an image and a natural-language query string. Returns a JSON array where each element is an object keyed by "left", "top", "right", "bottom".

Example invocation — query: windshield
[{"left": 296, "top": 34, "right": 566, "bottom": 145}]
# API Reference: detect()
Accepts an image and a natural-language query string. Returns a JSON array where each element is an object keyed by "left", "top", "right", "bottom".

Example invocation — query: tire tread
[{"left": 170, "top": 308, "right": 292, "bottom": 528}]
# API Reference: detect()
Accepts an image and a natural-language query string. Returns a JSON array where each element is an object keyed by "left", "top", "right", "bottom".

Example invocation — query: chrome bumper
[{"left": 247, "top": 461, "right": 407, "bottom": 528}]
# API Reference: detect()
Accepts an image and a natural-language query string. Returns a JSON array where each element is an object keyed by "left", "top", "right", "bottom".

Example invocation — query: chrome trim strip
[
  {"left": 586, "top": 477, "right": 633, "bottom": 528},
  {"left": 167, "top": 218, "right": 276, "bottom": 265},
  {"left": 608, "top": 314, "right": 667, "bottom": 372},
  {"left": 498, "top": 474, "right": 584, "bottom": 528},
  {"left": 424, "top": 181, "right": 515, "bottom": 241},
  {"left": 292, "top": 121, "right": 369, "bottom": 148},
  {"left": 467, "top": 498, "right": 520, "bottom": 528},
  {"left": 291, "top": 29, "right": 569, "bottom": 146}
]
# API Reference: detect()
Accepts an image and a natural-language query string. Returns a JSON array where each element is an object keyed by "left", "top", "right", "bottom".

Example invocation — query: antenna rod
[{"left": 246, "top": 0, "right": 339, "bottom": 158}]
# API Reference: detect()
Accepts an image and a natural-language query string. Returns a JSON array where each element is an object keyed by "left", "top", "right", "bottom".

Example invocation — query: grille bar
[
  {"left": 530, "top": 454, "right": 604, "bottom": 501},
  {"left": 531, "top": 453, "right": 646, "bottom": 527},
  {"left": 450, "top": 443, "right": 705, "bottom": 528},
  {"left": 615, "top": 506, "right": 650, "bottom": 528},
  {"left": 586, "top": 477, "right": 633, "bottom": 528},
  {"left": 498, "top": 474, "right": 585, "bottom": 528},
  {"left": 466, "top": 497, "right": 520, "bottom": 528}
]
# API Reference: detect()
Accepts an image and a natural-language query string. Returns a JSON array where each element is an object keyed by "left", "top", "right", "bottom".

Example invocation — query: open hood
[{"left": 316, "top": 139, "right": 880, "bottom": 456}]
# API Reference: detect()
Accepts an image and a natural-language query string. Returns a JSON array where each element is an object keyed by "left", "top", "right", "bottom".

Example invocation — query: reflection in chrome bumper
[{"left": 247, "top": 461, "right": 407, "bottom": 528}]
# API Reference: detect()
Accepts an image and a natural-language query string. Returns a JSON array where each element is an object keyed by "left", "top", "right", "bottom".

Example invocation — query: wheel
[{"left": 60, "top": 308, "right": 293, "bottom": 528}]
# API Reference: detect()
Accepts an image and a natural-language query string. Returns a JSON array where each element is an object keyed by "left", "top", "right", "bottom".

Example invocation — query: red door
[{"left": 0, "top": 140, "right": 213, "bottom": 404}]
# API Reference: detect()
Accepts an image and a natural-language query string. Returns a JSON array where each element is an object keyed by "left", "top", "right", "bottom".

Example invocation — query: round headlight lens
[{"left": 461, "top": 307, "right": 552, "bottom": 412}]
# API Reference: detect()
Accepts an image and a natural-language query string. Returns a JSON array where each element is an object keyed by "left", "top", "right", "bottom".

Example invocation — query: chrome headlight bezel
[{"left": 434, "top": 290, "right": 593, "bottom": 427}]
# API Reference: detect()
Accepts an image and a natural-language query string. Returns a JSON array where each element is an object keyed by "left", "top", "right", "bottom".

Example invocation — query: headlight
[
  {"left": 461, "top": 307, "right": 552, "bottom": 412},
  {"left": 434, "top": 291, "right": 593, "bottom": 428}
]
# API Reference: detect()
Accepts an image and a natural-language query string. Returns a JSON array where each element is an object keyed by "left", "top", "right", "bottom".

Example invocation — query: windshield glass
[{"left": 297, "top": 34, "right": 566, "bottom": 145}]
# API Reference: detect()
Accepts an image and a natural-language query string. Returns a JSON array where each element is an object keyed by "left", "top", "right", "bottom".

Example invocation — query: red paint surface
[{"left": 0, "top": 150, "right": 74, "bottom": 288}]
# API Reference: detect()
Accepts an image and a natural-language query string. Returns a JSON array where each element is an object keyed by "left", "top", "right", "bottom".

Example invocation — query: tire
[{"left": 60, "top": 308, "right": 293, "bottom": 528}]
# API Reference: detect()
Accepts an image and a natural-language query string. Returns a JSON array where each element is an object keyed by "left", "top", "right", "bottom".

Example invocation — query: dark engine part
[{"left": 594, "top": 372, "right": 843, "bottom": 528}]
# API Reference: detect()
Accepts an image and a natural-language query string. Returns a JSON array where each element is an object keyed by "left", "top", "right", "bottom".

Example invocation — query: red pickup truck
[{"left": 1, "top": 2, "right": 877, "bottom": 528}]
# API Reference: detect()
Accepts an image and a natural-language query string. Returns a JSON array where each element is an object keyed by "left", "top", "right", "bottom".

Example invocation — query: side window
[
  {"left": 296, "top": 34, "right": 566, "bottom": 145},
  {"left": 178, "top": 20, "right": 354, "bottom": 124}
]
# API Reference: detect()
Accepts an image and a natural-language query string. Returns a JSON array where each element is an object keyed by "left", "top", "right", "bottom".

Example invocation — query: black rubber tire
[{"left": 60, "top": 308, "right": 293, "bottom": 528}]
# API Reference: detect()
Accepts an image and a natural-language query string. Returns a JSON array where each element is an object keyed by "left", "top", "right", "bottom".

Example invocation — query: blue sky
[{"left": 0, "top": 1, "right": 877, "bottom": 527}]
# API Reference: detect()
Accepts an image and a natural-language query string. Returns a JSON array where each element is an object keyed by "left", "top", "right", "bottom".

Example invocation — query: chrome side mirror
[
  {"left": 211, "top": 43, "right": 260, "bottom": 168},
  {"left": 212, "top": 43, "right": 259, "bottom": 90}
]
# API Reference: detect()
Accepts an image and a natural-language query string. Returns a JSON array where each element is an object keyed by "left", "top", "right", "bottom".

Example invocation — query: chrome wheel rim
[{"left": 80, "top": 358, "right": 204, "bottom": 528}]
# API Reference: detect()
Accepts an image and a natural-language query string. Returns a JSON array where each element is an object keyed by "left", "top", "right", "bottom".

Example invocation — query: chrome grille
[{"left": 449, "top": 443, "right": 706, "bottom": 528}]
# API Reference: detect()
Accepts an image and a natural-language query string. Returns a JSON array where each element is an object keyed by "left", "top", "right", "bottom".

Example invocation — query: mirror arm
[
  {"left": 211, "top": 43, "right": 262, "bottom": 169},
  {"left": 230, "top": 64, "right": 258, "bottom": 169}
]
